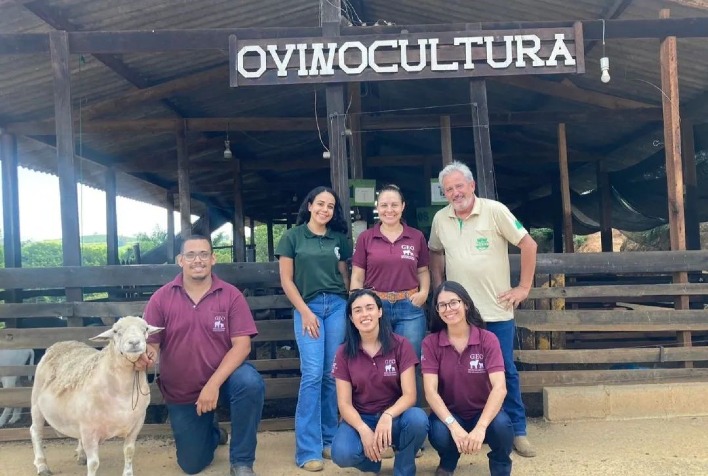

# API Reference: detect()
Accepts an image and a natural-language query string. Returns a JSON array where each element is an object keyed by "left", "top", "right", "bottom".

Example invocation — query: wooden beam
[
  {"left": 596, "top": 160, "right": 613, "bottom": 252},
  {"left": 233, "top": 160, "right": 246, "bottom": 262},
  {"left": 496, "top": 76, "right": 654, "bottom": 109},
  {"left": 440, "top": 115, "right": 453, "bottom": 166},
  {"left": 516, "top": 347, "right": 708, "bottom": 365},
  {"left": 558, "top": 123, "right": 574, "bottom": 253},
  {"left": 585, "top": 0, "right": 634, "bottom": 55},
  {"left": 347, "top": 83, "right": 364, "bottom": 180},
  {"left": 1, "top": 133, "right": 21, "bottom": 269},
  {"left": 105, "top": 168, "right": 119, "bottom": 265},
  {"left": 5, "top": 109, "right": 669, "bottom": 135},
  {"left": 166, "top": 192, "right": 175, "bottom": 262},
  {"left": 659, "top": 9, "right": 691, "bottom": 362},
  {"left": 470, "top": 80, "right": 496, "bottom": 199},
  {"left": 681, "top": 122, "right": 700, "bottom": 252},
  {"left": 176, "top": 125, "right": 192, "bottom": 237},
  {"left": 267, "top": 219, "right": 275, "bottom": 262},
  {"left": 666, "top": 0, "right": 708, "bottom": 9}
]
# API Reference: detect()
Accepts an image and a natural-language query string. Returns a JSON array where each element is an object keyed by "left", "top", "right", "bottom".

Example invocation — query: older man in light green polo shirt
[{"left": 429, "top": 161, "right": 538, "bottom": 458}]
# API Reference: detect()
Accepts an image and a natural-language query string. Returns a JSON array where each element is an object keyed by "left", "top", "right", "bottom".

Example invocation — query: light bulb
[
  {"left": 600, "top": 56, "right": 610, "bottom": 84},
  {"left": 223, "top": 140, "right": 232, "bottom": 159}
]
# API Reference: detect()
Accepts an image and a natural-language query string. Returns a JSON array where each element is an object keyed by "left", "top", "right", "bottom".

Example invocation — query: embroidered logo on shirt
[
  {"left": 383, "top": 359, "right": 397, "bottom": 377},
  {"left": 213, "top": 315, "right": 226, "bottom": 332},
  {"left": 515, "top": 219, "right": 524, "bottom": 230},
  {"left": 334, "top": 246, "right": 341, "bottom": 260},
  {"left": 475, "top": 237, "right": 490, "bottom": 251},
  {"left": 401, "top": 244, "right": 415, "bottom": 260},
  {"left": 468, "top": 353, "right": 485, "bottom": 373},
  {"left": 331, "top": 361, "right": 338, "bottom": 374}
]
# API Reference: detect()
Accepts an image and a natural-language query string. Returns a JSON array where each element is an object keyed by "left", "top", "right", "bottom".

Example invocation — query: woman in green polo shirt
[{"left": 276, "top": 186, "right": 352, "bottom": 472}]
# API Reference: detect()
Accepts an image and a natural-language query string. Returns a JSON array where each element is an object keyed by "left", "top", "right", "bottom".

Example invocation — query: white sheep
[
  {"left": 30, "top": 316, "right": 162, "bottom": 476},
  {"left": 0, "top": 348, "right": 35, "bottom": 427}
]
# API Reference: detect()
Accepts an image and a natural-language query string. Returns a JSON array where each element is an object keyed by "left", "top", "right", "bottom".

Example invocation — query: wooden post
[
  {"left": 596, "top": 160, "right": 613, "bottom": 252},
  {"left": 348, "top": 83, "right": 363, "bottom": 180},
  {"left": 551, "top": 180, "right": 564, "bottom": 253},
  {"left": 440, "top": 115, "right": 453, "bottom": 167},
  {"left": 49, "top": 31, "right": 82, "bottom": 324},
  {"left": 166, "top": 192, "right": 176, "bottom": 262},
  {"left": 558, "top": 123, "right": 574, "bottom": 253},
  {"left": 322, "top": 1, "right": 351, "bottom": 237},
  {"left": 681, "top": 122, "right": 700, "bottom": 252},
  {"left": 232, "top": 159, "right": 246, "bottom": 262},
  {"left": 1, "top": 132, "right": 21, "bottom": 321},
  {"left": 176, "top": 124, "right": 192, "bottom": 237},
  {"left": 267, "top": 219, "right": 275, "bottom": 262},
  {"left": 469, "top": 80, "right": 496, "bottom": 199},
  {"left": 105, "top": 167, "right": 119, "bottom": 265},
  {"left": 659, "top": 8, "right": 691, "bottom": 362}
]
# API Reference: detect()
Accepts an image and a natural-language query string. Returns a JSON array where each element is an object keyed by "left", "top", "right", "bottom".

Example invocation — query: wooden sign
[{"left": 230, "top": 23, "right": 584, "bottom": 86}]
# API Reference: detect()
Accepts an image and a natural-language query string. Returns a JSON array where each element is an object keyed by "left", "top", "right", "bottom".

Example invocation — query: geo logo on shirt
[
  {"left": 213, "top": 315, "right": 226, "bottom": 332},
  {"left": 468, "top": 353, "right": 485, "bottom": 373},
  {"left": 383, "top": 359, "right": 397, "bottom": 377}
]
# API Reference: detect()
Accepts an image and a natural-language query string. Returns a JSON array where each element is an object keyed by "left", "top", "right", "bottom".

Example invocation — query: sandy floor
[{"left": 2, "top": 416, "right": 708, "bottom": 475}]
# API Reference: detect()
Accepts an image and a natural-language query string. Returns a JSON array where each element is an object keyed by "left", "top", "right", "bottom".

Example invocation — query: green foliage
[
  {"left": 22, "top": 240, "right": 63, "bottom": 268},
  {"left": 254, "top": 224, "right": 286, "bottom": 262}
]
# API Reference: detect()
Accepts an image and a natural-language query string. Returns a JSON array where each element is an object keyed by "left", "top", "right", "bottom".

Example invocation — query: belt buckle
[{"left": 386, "top": 291, "right": 397, "bottom": 303}]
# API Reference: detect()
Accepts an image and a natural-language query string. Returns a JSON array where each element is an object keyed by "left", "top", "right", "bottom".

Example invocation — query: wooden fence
[{"left": 1, "top": 250, "right": 707, "bottom": 441}]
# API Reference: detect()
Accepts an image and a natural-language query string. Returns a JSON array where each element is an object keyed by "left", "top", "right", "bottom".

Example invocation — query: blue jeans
[
  {"left": 331, "top": 408, "right": 429, "bottom": 476},
  {"left": 293, "top": 293, "right": 347, "bottom": 466},
  {"left": 382, "top": 298, "right": 427, "bottom": 406},
  {"left": 486, "top": 319, "right": 527, "bottom": 436},
  {"left": 429, "top": 411, "right": 513, "bottom": 476},
  {"left": 166, "top": 363, "right": 265, "bottom": 474}
]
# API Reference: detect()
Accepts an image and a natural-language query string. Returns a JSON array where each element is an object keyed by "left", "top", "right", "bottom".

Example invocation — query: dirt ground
[{"left": 2, "top": 416, "right": 707, "bottom": 476}]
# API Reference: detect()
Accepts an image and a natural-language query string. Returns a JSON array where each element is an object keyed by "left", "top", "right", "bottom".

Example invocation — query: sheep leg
[
  {"left": 9, "top": 407, "right": 22, "bottom": 424},
  {"left": 30, "top": 405, "right": 52, "bottom": 476},
  {"left": 76, "top": 439, "right": 87, "bottom": 465},
  {"left": 121, "top": 422, "right": 142, "bottom": 476},
  {"left": 0, "top": 407, "right": 11, "bottom": 427},
  {"left": 80, "top": 430, "right": 100, "bottom": 476}
]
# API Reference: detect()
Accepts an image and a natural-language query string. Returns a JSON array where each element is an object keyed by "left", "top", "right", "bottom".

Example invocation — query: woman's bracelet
[{"left": 382, "top": 411, "right": 394, "bottom": 419}]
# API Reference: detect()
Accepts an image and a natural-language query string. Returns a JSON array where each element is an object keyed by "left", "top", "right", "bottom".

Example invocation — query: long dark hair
[
  {"left": 343, "top": 288, "right": 395, "bottom": 359},
  {"left": 429, "top": 281, "right": 486, "bottom": 333},
  {"left": 295, "top": 186, "right": 348, "bottom": 234}
]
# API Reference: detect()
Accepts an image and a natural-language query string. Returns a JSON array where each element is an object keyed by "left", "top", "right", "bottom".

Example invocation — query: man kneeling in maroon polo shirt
[{"left": 136, "top": 235, "right": 265, "bottom": 476}]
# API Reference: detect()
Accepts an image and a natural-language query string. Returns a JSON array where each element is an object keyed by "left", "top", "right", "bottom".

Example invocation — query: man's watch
[{"left": 444, "top": 415, "right": 456, "bottom": 426}]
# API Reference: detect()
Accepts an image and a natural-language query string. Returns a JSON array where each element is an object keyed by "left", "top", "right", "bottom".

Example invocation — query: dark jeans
[
  {"left": 166, "top": 363, "right": 265, "bottom": 474},
  {"left": 428, "top": 411, "right": 513, "bottom": 476},
  {"left": 486, "top": 319, "right": 527, "bottom": 436},
  {"left": 331, "top": 407, "right": 428, "bottom": 476}
]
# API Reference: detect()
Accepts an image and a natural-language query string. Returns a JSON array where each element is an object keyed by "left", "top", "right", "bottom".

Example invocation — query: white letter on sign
[
  {"left": 339, "top": 41, "right": 368, "bottom": 74},
  {"left": 546, "top": 33, "right": 576, "bottom": 66},
  {"left": 368, "top": 40, "right": 399, "bottom": 73},
  {"left": 485, "top": 36, "right": 514, "bottom": 69},
  {"left": 399, "top": 39, "right": 428, "bottom": 72},
  {"left": 268, "top": 44, "right": 296, "bottom": 77},
  {"left": 515, "top": 35, "right": 544, "bottom": 67},
  {"left": 429, "top": 38, "right": 459, "bottom": 71},
  {"left": 237, "top": 45, "right": 267, "bottom": 79},
  {"left": 310, "top": 42, "right": 338, "bottom": 76},
  {"left": 453, "top": 37, "right": 483, "bottom": 70}
]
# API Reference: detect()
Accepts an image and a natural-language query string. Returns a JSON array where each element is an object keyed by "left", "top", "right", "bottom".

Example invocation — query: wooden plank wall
[{"left": 1, "top": 251, "right": 707, "bottom": 441}]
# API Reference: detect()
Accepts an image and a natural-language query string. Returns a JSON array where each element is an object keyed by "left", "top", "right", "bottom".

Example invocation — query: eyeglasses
[
  {"left": 436, "top": 299, "right": 463, "bottom": 313},
  {"left": 182, "top": 251, "right": 212, "bottom": 262}
]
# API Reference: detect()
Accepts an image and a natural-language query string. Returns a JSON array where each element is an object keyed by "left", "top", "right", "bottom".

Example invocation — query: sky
[{"left": 0, "top": 167, "right": 232, "bottom": 242}]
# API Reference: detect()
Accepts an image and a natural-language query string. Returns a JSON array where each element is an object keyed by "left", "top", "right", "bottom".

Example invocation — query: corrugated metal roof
[{"left": 0, "top": 0, "right": 706, "bottom": 229}]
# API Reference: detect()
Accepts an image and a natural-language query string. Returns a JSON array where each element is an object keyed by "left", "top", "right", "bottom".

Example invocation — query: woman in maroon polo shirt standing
[
  {"left": 330, "top": 288, "right": 428, "bottom": 476},
  {"left": 422, "top": 281, "right": 513, "bottom": 476},
  {"left": 350, "top": 184, "right": 430, "bottom": 401}
]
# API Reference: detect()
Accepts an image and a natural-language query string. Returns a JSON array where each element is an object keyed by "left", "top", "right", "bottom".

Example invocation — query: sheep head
[{"left": 89, "top": 316, "right": 163, "bottom": 361}]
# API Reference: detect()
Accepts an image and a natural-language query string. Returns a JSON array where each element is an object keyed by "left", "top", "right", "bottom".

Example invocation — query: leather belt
[{"left": 374, "top": 288, "right": 418, "bottom": 303}]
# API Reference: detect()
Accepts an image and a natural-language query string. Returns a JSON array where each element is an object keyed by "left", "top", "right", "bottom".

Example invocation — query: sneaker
[
  {"left": 230, "top": 466, "right": 257, "bottom": 476},
  {"left": 322, "top": 447, "right": 331, "bottom": 460},
  {"left": 302, "top": 460, "right": 324, "bottom": 472},
  {"left": 435, "top": 466, "right": 454, "bottom": 476},
  {"left": 513, "top": 435, "right": 537, "bottom": 457},
  {"left": 218, "top": 427, "right": 228, "bottom": 446}
]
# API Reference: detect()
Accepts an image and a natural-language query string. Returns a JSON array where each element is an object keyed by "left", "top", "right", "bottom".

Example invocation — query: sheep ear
[
  {"left": 147, "top": 325, "right": 164, "bottom": 335},
  {"left": 89, "top": 328, "right": 114, "bottom": 342}
]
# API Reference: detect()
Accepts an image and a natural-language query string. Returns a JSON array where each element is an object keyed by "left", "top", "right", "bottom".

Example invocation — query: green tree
[
  {"left": 22, "top": 240, "right": 63, "bottom": 268},
  {"left": 254, "top": 224, "right": 286, "bottom": 262}
]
